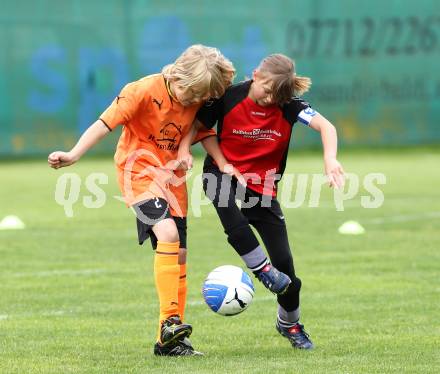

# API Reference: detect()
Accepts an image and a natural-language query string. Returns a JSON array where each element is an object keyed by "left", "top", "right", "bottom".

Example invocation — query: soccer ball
[{"left": 202, "top": 265, "right": 255, "bottom": 316}]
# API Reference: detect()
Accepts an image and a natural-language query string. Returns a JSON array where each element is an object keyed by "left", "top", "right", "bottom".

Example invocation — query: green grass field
[{"left": 1, "top": 149, "right": 439, "bottom": 373}]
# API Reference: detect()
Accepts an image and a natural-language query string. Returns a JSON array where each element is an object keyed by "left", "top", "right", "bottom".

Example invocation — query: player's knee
[
  {"left": 289, "top": 276, "right": 302, "bottom": 293},
  {"left": 155, "top": 226, "right": 179, "bottom": 243},
  {"left": 152, "top": 218, "right": 180, "bottom": 243},
  {"left": 226, "top": 223, "right": 259, "bottom": 251}
]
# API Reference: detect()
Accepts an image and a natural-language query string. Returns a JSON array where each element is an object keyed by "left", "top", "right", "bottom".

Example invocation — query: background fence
[{"left": 1, "top": 0, "right": 439, "bottom": 156}]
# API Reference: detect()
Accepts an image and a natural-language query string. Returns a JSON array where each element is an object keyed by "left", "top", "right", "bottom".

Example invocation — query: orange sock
[
  {"left": 178, "top": 263, "right": 187, "bottom": 321},
  {"left": 154, "top": 241, "right": 180, "bottom": 341}
]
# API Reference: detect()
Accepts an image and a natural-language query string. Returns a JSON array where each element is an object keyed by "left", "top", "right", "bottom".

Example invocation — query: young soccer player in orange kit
[{"left": 48, "top": 45, "right": 235, "bottom": 356}]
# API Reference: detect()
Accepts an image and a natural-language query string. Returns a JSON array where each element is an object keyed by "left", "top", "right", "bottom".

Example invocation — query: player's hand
[
  {"left": 177, "top": 149, "right": 193, "bottom": 170},
  {"left": 48, "top": 151, "right": 78, "bottom": 169},
  {"left": 179, "top": 153, "right": 193, "bottom": 170},
  {"left": 324, "top": 157, "right": 345, "bottom": 188},
  {"left": 221, "top": 163, "right": 247, "bottom": 187}
]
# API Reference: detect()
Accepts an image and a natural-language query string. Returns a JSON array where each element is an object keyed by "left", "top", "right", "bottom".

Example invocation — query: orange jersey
[
  {"left": 100, "top": 74, "right": 215, "bottom": 216},
  {"left": 167, "top": 127, "right": 216, "bottom": 217}
]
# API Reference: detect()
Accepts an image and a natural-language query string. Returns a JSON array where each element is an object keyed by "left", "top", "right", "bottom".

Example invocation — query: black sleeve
[
  {"left": 282, "top": 97, "right": 312, "bottom": 126},
  {"left": 196, "top": 97, "right": 223, "bottom": 129}
]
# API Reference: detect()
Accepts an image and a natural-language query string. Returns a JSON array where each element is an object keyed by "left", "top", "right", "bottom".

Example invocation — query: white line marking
[
  {"left": 11, "top": 269, "right": 106, "bottom": 278},
  {"left": 0, "top": 309, "right": 77, "bottom": 321},
  {"left": 187, "top": 294, "right": 274, "bottom": 306},
  {"left": 42, "top": 310, "right": 66, "bottom": 316},
  {"left": 288, "top": 196, "right": 440, "bottom": 210},
  {"left": 364, "top": 211, "right": 440, "bottom": 225},
  {"left": 0, "top": 294, "right": 273, "bottom": 320}
]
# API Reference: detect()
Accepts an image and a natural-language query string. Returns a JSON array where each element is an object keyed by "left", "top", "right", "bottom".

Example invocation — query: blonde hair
[
  {"left": 258, "top": 54, "right": 311, "bottom": 105},
  {"left": 162, "top": 44, "right": 235, "bottom": 99}
]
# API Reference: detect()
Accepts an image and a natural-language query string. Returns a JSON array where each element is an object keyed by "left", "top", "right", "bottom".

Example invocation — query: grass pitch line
[
  {"left": 187, "top": 294, "right": 274, "bottom": 307},
  {"left": 306, "top": 196, "right": 438, "bottom": 210},
  {"left": 10, "top": 269, "right": 106, "bottom": 278},
  {"left": 0, "top": 297, "right": 274, "bottom": 321},
  {"left": 364, "top": 211, "right": 440, "bottom": 224},
  {"left": 0, "top": 310, "right": 75, "bottom": 322}
]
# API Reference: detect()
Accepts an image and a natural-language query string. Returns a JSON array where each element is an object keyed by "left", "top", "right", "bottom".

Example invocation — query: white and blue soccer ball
[{"left": 202, "top": 265, "right": 255, "bottom": 316}]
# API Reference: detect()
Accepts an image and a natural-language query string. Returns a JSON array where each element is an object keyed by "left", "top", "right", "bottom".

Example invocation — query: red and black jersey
[{"left": 197, "top": 80, "right": 316, "bottom": 196}]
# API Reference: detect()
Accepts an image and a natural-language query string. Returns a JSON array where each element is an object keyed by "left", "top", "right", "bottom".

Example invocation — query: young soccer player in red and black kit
[{"left": 186, "top": 54, "right": 345, "bottom": 350}]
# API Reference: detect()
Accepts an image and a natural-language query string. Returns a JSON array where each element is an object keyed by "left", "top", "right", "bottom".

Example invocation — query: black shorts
[
  {"left": 135, "top": 197, "right": 187, "bottom": 249},
  {"left": 203, "top": 157, "right": 285, "bottom": 227}
]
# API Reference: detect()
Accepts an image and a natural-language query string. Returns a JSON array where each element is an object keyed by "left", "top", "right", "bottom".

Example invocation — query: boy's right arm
[{"left": 48, "top": 120, "right": 110, "bottom": 169}]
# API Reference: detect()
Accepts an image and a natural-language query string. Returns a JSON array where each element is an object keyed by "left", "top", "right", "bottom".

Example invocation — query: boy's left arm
[{"left": 309, "top": 114, "right": 345, "bottom": 188}]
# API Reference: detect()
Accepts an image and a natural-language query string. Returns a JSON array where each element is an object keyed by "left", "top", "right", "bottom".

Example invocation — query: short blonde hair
[
  {"left": 258, "top": 54, "right": 311, "bottom": 105},
  {"left": 162, "top": 44, "right": 235, "bottom": 99}
]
